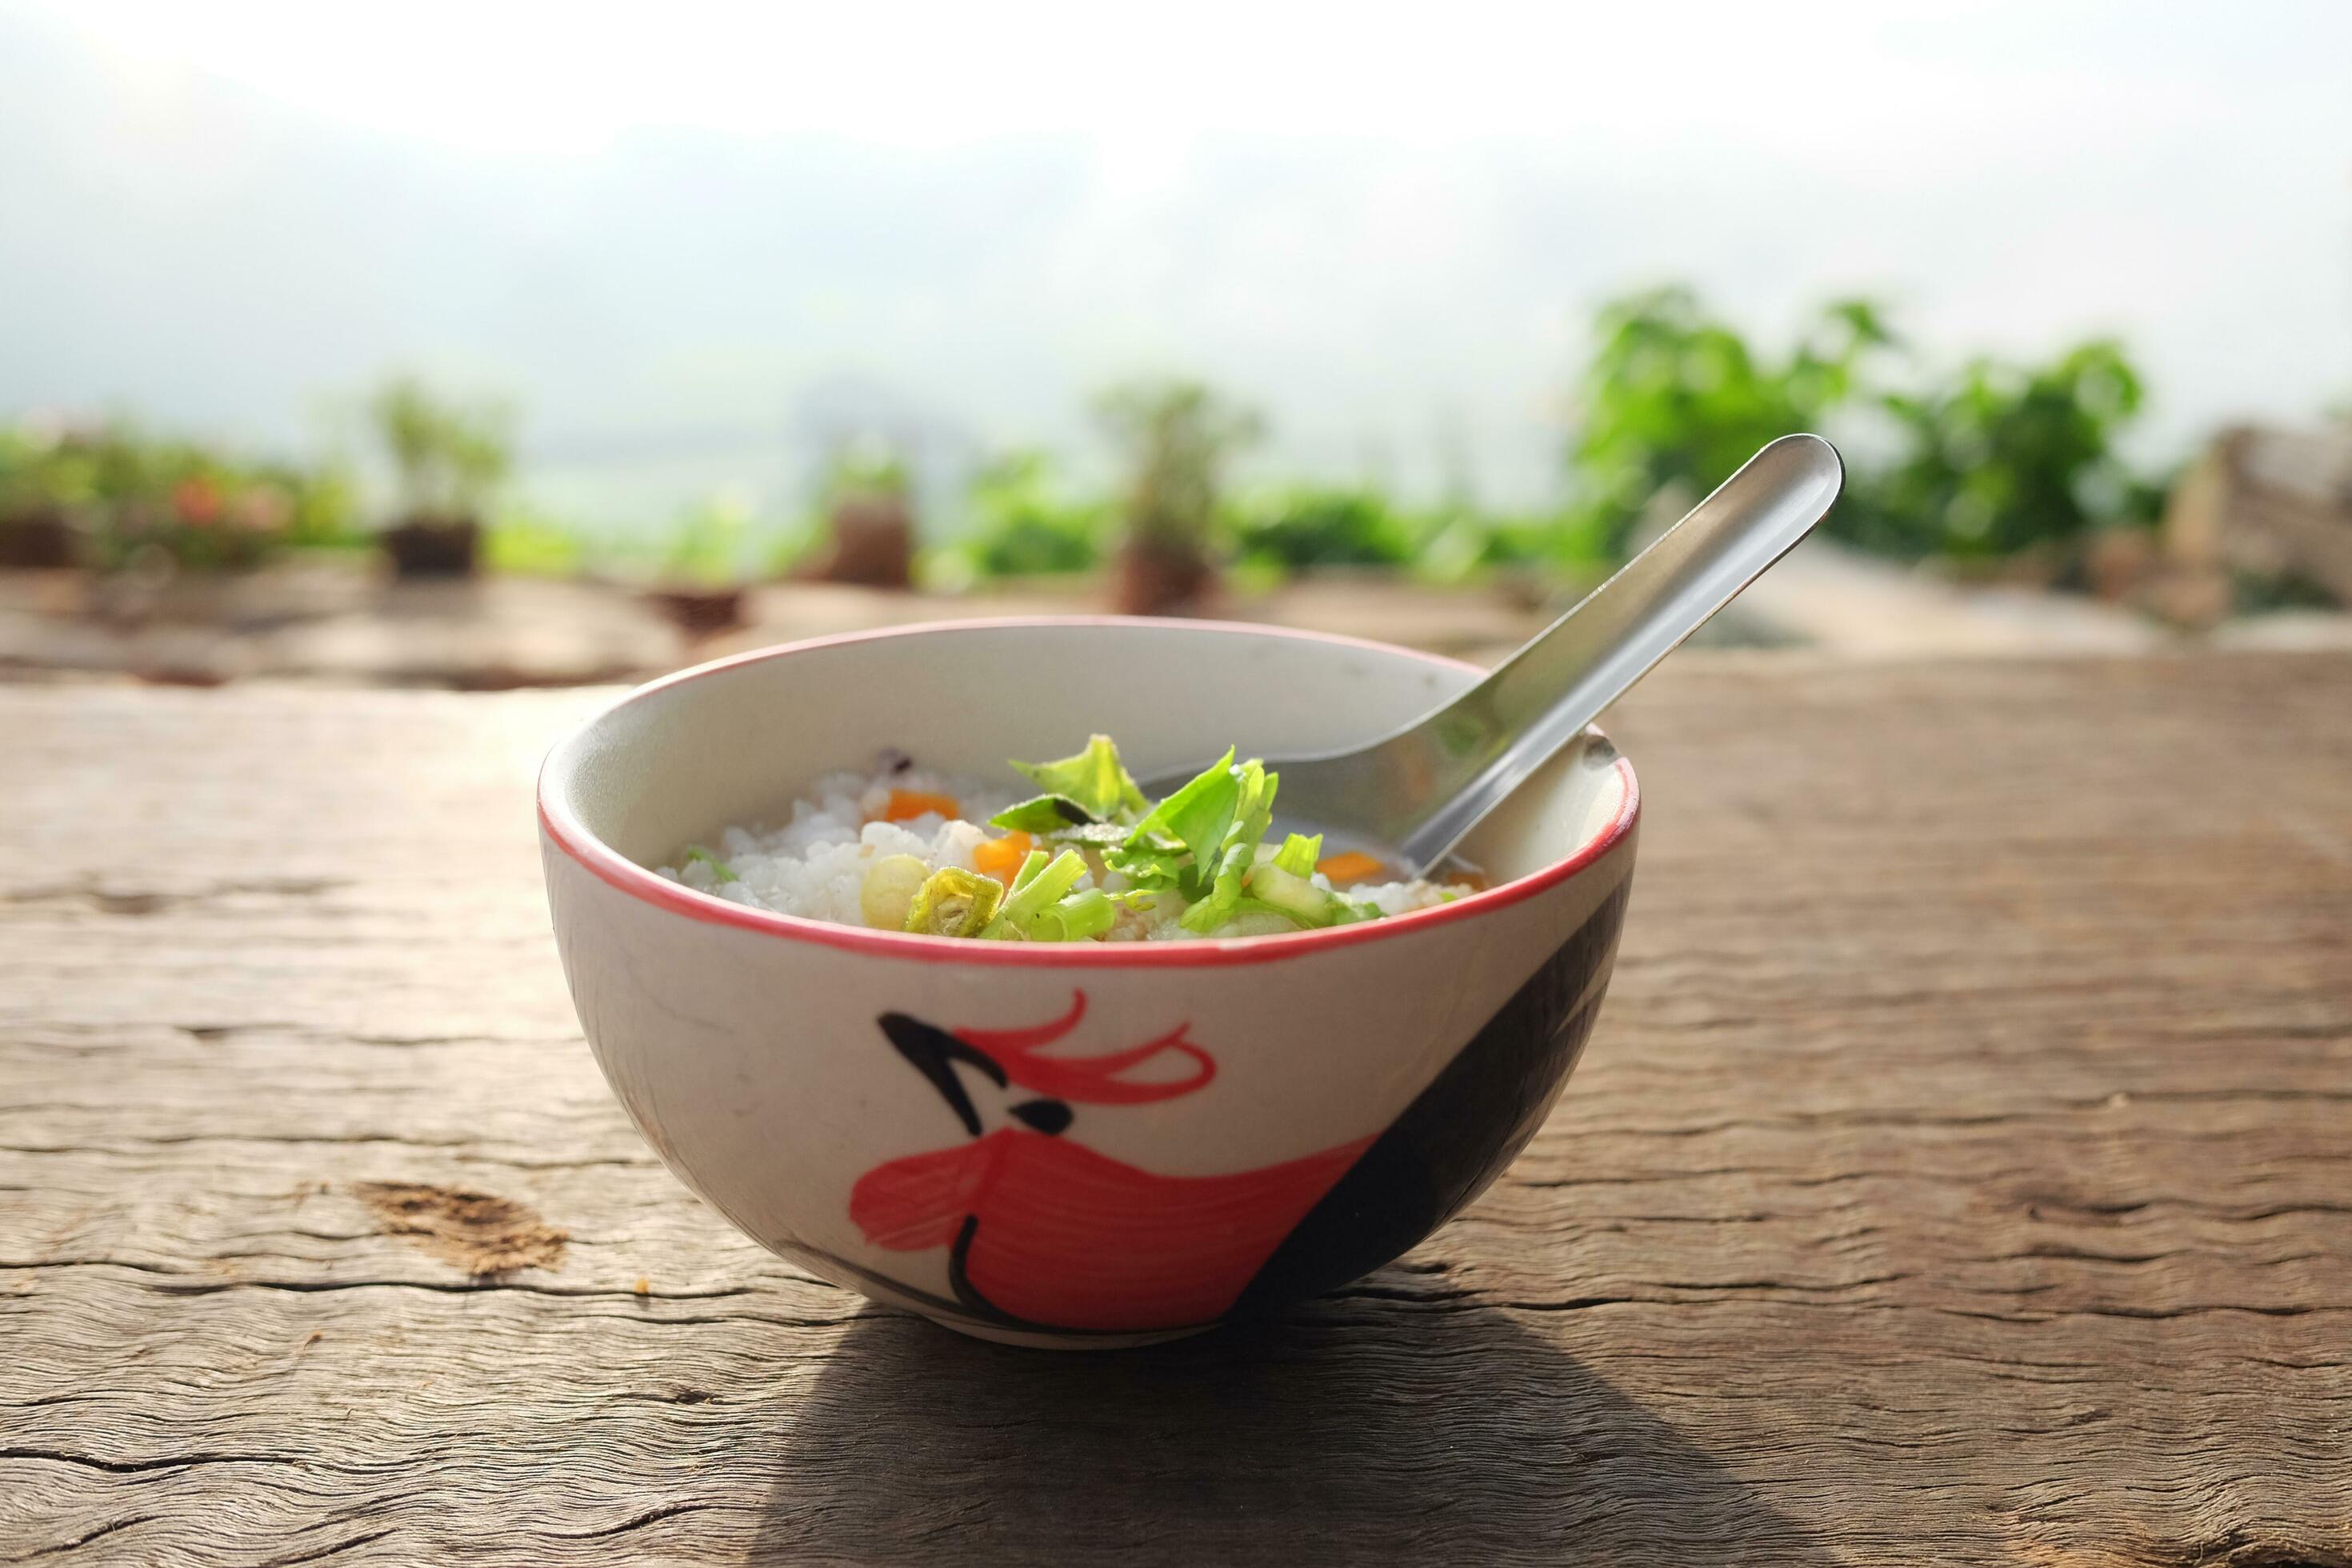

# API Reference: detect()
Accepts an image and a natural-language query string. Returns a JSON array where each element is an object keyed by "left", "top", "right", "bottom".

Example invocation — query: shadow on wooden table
[{"left": 753, "top": 1280, "right": 1831, "bottom": 1563}]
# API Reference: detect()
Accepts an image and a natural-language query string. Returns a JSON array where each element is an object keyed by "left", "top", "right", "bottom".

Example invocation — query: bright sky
[
  {"left": 5, "top": 0, "right": 2349, "bottom": 521},
  {"left": 48, "top": 1, "right": 2352, "bottom": 162}
]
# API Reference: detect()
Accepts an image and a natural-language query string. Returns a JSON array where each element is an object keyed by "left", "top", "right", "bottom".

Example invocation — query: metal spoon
[{"left": 1147, "top": 433, "right": 1844, "bottom": 878}]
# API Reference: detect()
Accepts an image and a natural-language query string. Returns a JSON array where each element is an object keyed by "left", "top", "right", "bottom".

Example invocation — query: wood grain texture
[{"left": 2, "top": 654, "right": 2348, "bottom": 1566}]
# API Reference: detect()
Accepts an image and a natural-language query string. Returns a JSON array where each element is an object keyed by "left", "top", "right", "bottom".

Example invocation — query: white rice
[{"left": 654, "top": 756, "right": 1455, "bottom": 941}]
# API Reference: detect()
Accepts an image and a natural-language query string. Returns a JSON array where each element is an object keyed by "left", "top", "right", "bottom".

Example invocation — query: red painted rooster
[{"left": 849, "top": 991, "right": 1370, "bottom": 1334}]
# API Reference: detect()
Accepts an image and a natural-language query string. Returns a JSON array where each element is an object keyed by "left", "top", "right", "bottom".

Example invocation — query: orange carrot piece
[
  {"left": 972, "top": 830, "right": 1034, "bottom": 885},
  {"left": 879, "top": 788, "right": 960, "bottom": 823},
  {"left": 1315, "top": 850, "right": 1387, "bottom": 886}
]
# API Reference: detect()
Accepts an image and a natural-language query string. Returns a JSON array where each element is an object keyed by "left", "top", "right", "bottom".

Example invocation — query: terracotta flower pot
[
  {"left": 1113, "top": 539, "right": 1214, "bottom": 617},
  {"left": 0, "top": 507, "right": 80, "bottom": 570},
  {"left": 380, "top": 515, "right": 481, "bottom": 579},
  {"left": 812, "top": 496, "right": 914, "bottom": 590},
  {"left": 645, "top": 584, "right": 749, "bottom": 638}
]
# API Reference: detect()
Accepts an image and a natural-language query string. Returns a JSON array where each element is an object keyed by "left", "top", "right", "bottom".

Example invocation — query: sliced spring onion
[
  {"left": 1271, "top": 831, "right": 1323, "bottom": 878},
  {"left": 1006, "top": 848, "right": 1050, "bottom": 894},
  {"left": 1027, "top": 886, "right": 1118, "bottom": 942},
  {"left": 903, "top": 866, "right": 1003, "bottom": 938},
  {"left": 989, "top": 849, "right": 1089, "bottom": 936},
  {"left": 683, "top": 846, "right": 739, "bottom": 884}
]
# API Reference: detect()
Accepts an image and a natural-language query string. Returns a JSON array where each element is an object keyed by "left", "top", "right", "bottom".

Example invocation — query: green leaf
[
  {"left": 1042, "top": 820, "right": 1134, "bottom": 848},
  {"left": 1011, "top": 735, "right": 1150, "bottom": 825},
  {"left": 902, "top": 867, "right": 1003, "bottom": 938},
  {"left": 990, "top": 794, "right": 1099, "bottom": 834},
  {"left": 1272, "top": 832, "right": 1322, "bottom": 878},
  {"left": 1178, "top": 761, "right": 1278, "bottom": 932},
  {"left": 1106, "top": 846, "right": 1185, "bottom": 890},
  {"left": 1114, "top": 747, "right": 1239, "bottom": 887},
  {"left": 683, "top": 846, "right": 738, "bottom": 884}
]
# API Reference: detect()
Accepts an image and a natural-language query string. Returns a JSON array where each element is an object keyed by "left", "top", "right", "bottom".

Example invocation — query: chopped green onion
[
  {"left": 990, "top": 849, "right": 1089, "bottom": 937},
  {"left": 1271, "top": 832, "right": 1323, "bottom": 878},
  {"left": 1006, "top": 848, "right": 1050, "bottom": 894},
  {"left": 1239, "top": 861, "right": 1334, "bottom": 926},
  {"left": 903, "top": 866, "right": 1003, "bottom": 938},
  {"left": 1028, "top": 886, "right": 1118, "bottom": 942},
  {"left": 683, "top": 846, "right": 738, "bottom": 884}
]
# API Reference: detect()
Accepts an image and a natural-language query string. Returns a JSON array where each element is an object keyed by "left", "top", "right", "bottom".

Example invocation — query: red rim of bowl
[{"left": 537, "top": 617, "right": 1640, "bottom": 969}]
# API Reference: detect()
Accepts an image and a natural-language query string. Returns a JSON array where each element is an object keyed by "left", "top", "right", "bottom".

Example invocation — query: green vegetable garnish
[
  {"left": 1179, "top": 759, "right": 1278, "bottom": 933},
  {"left": 903, "top": 866, "right": 1003, "bottom": 938},
  {"left": 1006, "top": 849, "right": 1048, "bottom": 891},
  {"left": 990, "top": 794, "right": 1101, "bottom": 834},
  {"left": 683, "top": 846, "right": 738, "bottom": 884},
  {"left": 1271, "top": 832, "right": 1322, "bottom": 878},
  {"left": 1110, "top": 747, "right": 1238, "bottom": 892},
  {"left": 986, "top": 849, "right": 1090, "bottom": 938},
  {"left": 939, "top": 734, "right": 1421, "bottom": 941},
  {"left": 1006, "top": 734, "right": 1150, "bottom": 826},
  {"left": 1027, "top": 886, "right": 1118, "bottom": 942}
]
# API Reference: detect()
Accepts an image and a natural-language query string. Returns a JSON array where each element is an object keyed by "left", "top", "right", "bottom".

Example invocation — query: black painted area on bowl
[{"left": 1230, "top": 874, "right": 1633, "bottom": 1315}]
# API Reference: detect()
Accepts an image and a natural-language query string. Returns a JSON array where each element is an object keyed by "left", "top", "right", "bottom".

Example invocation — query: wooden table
[{"left": 4, "top": 653, "right": 2348, "bottom": 1566}]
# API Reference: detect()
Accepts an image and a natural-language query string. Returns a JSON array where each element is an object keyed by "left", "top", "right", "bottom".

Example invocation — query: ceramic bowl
[{"left": 538, "top": 618, "right": 1639, "bottom": 1348}]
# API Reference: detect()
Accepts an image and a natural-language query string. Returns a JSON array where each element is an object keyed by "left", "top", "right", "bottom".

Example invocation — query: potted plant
[
  {"left": 369, "top": 378, "right": 511, "bottom": 578},
  {"left": 643, "top": 493, "right": 753, "bottom": 636},
  {"left": 1095, "top": 379, "right": 1260, "bottom": 615},
  {"left": 0, "top": 420, "right": 82, "bottom": 569},
  {"left": 802, "top": 438, "right": 914, "bottom": 589}
]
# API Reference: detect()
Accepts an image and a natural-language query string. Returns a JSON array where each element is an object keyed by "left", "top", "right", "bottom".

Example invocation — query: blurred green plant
[
  {"left": 797, "top": 435, "right": 918, "bottom": 588},
  {"left": 368, "top": 378, "right": 513, "bottom": 523},
  {"left": 1555, "top": 285, "right": 2174, "bottom": 568},
  {"left": 1, "top": 416, "right": 360, "bottom": 571},
  {"left": 931, "top": 451, "right": 1109, "bottom": 583},
  {"left": 481, "top": 507, "right": 592, "bottom": 578},
  {"left": 819, "top": 438, "right": 910, "bottom": 506},
  {"left": 1229, "top": 485, "right": 1424, "bottom": 573},
  {"left": 1418, "top": 502, "right": 1614, "bottom": 581},
  {"left": 659, "top": 490, "right": 754, "bottom": 586},
  {"left": 1096, "top": 378, "right": 1262, "bottom": 612},
  {"left": 1096, "top": 379, "right": 1262, "bottom": 556},
  {"left": 1563, "top": 286, "right": 1897, "bottom": 553},
  {"left": 1834, "top": 339, "right": 2158, "bottom": 559}
]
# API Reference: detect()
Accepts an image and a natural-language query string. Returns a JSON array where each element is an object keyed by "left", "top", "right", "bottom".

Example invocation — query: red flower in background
[
  {"left": 171, "top": 477, "right": 222, "bottom": 526},
  {"left": 849, "top": 991, "right": 1370, "bottom": 1333}
]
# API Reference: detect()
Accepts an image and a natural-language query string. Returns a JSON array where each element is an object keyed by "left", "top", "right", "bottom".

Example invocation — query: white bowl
[{"left": 539, "top": 618, "right": 1638, "bottom": 1348}]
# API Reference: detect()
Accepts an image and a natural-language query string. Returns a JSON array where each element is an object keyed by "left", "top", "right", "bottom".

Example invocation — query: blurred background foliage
[
  {"left": 1, "top": 284, "right": 2182, "bottom": 589},
  {"left": 0, "top": 417, "right": 360, "bottom": 572},
  {"left": 367, "top": 378, "right": 513, "bottom": 526}
]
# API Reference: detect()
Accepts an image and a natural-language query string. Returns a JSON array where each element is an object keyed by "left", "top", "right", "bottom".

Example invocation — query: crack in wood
[{"left": 14, "top": 1512, "right": 156, "bottom": 1561}]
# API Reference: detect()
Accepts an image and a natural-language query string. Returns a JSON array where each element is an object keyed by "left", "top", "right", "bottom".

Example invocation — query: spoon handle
[{"left": 1383, "top": 434, "right": 1844, "bottom": 872}]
